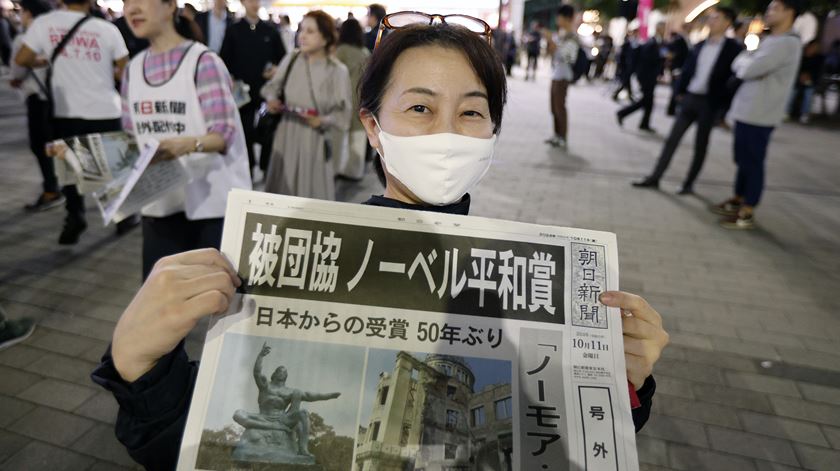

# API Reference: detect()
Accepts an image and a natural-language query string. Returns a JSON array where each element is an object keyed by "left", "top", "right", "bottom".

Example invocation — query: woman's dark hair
[
  {"left": 777, "top": 0, "right": 804, "bottom": 18},
  {"left": 304, "top": 10, "right": 338, "bottom": 50},
  {"left": 360, "top": 24, "right": 507, "bottom": 188},
  {"left": 557, "top": 4, "right": 575, "bottom": 20},
  {"left": 338, "top": 18, "right": 364, "bottom": 47},
  {"left": 20, "top": 0, "right": 52, "bottom": 17},
  {"left": 368, "top": 4, "right": 386, "bottom": 23},
  {"left": 360, "top": 24, "right": 507, "bottom": 134}
]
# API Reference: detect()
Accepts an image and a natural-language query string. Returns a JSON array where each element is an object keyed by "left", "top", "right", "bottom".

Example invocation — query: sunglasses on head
[{"left": 375, "top": 11, "right": 493, "bottom": 50}]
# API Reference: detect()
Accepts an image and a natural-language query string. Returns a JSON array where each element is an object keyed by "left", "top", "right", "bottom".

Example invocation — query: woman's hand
[
  {"left": 600, "top": 291, "right": 669, "bottom": 389},
  {"left": 305, "top": 115, "right": 322, "bottom": 129},
  {"left": 267, "top": 100, "right": 283, "bottom": 114},
  {"left": 111, "top": 249, "right": 241, "bottom": 383},
  {"left": 154, "top": 137, "right": 197, "bottom": 161}
]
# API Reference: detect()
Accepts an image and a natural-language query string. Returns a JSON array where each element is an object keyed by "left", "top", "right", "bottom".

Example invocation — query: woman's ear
[{"left": 359, "top": 108, "right": 382, "bottom": 153}]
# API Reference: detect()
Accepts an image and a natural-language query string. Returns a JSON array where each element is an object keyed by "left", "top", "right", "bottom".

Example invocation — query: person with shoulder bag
[{"left": 260, "top": 10, "right": 352, "bottom": 201}]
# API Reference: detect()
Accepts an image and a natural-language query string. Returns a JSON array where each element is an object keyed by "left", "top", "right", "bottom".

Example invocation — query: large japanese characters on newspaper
[{"left": 178, "top": 189, "right": 639, "bottom": 471}]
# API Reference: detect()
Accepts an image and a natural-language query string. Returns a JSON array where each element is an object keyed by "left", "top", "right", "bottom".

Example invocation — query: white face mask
[{"left": 374, "top": 117, "right": 497, "bottom": 206}]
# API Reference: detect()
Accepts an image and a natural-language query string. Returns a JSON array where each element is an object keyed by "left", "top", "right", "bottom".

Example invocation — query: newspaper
[
  {"left": 52, "top": 131, "right": 187, "bottom": 224},
  {"left": 178, "top": 190, "right": 639, "bottom": 471}
]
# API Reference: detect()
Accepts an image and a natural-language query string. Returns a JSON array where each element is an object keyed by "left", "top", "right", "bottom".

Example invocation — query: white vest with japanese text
[{"left": 127, "top": 41, "right": 251, "bottom": 220}]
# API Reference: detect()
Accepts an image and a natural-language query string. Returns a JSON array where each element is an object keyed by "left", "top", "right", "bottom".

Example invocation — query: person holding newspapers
[
  {"left": 116, "top": 0, "right": 251, "bottom": 279},
  {"left": 93, "top": 14, "right": 669, "bottom": 469}
]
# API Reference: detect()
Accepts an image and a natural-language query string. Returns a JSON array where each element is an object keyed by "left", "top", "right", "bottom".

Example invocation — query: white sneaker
[
  {"left": 544, "top": 136, "right": 560, "bottom": 147},
  {"left": 799, "top": 115, "right": 810, "bottom": 124}
]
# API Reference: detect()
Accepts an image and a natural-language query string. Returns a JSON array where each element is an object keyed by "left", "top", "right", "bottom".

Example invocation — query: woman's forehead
[{"left": 388, "top": 46, "right": 486, "bottom": 96}]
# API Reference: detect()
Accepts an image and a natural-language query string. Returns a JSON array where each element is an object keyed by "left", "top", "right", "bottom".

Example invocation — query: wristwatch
[{"left": 194, "top": 138, "right": 204, "bottom": 153}]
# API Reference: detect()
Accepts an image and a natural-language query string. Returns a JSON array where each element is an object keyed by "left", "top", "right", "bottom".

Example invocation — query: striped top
[{"left": 120, "top": 41, "right": 237, "bottom": 151}]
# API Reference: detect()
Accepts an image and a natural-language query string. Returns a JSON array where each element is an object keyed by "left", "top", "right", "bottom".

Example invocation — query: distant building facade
[{"left": 355, "top": 352, "right": 512, "bottom": 471}]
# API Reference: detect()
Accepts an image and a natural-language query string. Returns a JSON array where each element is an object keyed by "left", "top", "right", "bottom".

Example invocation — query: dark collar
[{"left": 363, "top": 194, "right": 471, "bottom": 215}]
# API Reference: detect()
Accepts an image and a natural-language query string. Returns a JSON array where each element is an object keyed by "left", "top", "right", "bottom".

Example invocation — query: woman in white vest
[{"left": 121, "top": 0, "right": 252, "bottom": 279}]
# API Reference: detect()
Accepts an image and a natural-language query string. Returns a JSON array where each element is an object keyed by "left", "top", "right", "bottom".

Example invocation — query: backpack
[{"left": 571, "top": 46, "right": 590, "bottom": 83}]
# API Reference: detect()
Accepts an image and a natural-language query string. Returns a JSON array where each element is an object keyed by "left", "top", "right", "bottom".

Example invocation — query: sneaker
[
  {"left": 799, "top": 115, "right": 810, "bottom": 124},
  {"left": 544, "top": 136, "right": 561, "bottom": 147},
  {"left": 720, "top": 212, "right": 755, "bottom": 230},
  {"left": 0, "top": 317, "right": 36, "bottom": 351},
  {"left": 631, "top": 177, "right": 659, "bottom": 189},
  {"left": 24, "top": 192, "right": 65, "bottom": 212},
  {"left": 710, "top": 198, "right": 742, "bottom": 216},
  {"left": 556, "top": 137, "right": 568, "bottom": 149},
  {"left": 639, "top": 126, "right": 656, "bottom": 134},
  {"left": 676, "top": 185, "right": 694, "bottom": 195},
  {"left": 58, "top": 216, "right": 87, "bottom": 245}
]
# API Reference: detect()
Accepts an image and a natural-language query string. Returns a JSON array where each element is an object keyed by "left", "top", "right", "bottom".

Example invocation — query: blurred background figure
[
  {"left": 278, "top": 14, "right": 295, "bottom": 52},
  {"left": 616, "top": 22, "right": 666, "bottom": 132},
  {"left": 10, "top": 0, "right": 60, "bottom": 212},
  {"left": 195, "top": 0, "right": 231, "bottom": 53},
  {"left": 592, "top": 31, "right": 613, "bottom": 80},
  {"left": 545, "top": 4, "right": 578, "bottom": 149},
  {"left": 787, "top": 39, "right": 824, "bottom": 124},
  {"left": 261, "top": 10, "right": 351, "bottom": 200},
  {"left": 613, "top": 28, "right": 639, "bottom": 101},
  {"left": 220, "top": 0, "right": 286, "bottom": 178},
  {"left": 665, "top": 27, "right": 689, "bottom": 116},
  {"left": 0, "top": 3, "right": 16, "bottom": 72},
  {"left": 364, "top": 3, "right": 386, "bottom": 52},
  {"left": 334, "top": 17, "right": 369, "bottom": 181},
  {"left": 524, "top": 21, "right": 541, "bottom": 80}
]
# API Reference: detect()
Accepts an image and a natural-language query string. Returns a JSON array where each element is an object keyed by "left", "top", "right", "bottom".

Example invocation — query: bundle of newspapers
[
  {"left": 178, "top": 190, "right": 640, "bottom": 471},
  {"left": 52, "top": 131, "right": 187, "bottom": 224}
]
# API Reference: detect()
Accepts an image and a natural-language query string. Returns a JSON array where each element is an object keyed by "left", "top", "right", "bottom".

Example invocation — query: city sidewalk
[{"left": 1, "top": 63, "right": 839, "bottom": 470}]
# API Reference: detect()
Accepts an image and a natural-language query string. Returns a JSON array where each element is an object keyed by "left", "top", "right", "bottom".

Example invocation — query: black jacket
[
  {"left": 219, "top": 19, "right": 285, "bottom": 101},
  {"left": 634, "top": 37, "right": 665, "bottom": 88},
  {"left": 667, "top": 34, "right": 690, "bottom": 71},
  {"left": 194, "top": 10, "right": 234, "bottom": 47},
  {"left": 91, "top": 194, "right": 656, "bottom": 470},
  {"left": 677, "top": 37, "right": 743, "bottom": 112}
]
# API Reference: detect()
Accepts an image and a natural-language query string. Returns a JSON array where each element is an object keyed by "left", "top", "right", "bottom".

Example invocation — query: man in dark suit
[
  {"left": 617, "top": 22, "right": 666, "bottom": 132},
  {"left": 632, "top": 7, "right": 743, "bottom": 194},
  {"left": 220, "top": 0, "right": 285, "bottom": 177},
  {"left": 613, "top": 28, "right": 640, "bottom": 101},
  {"left": 666, "top": 29, "right": 690, "bottom": 115},
  {"left": 364, "top": 3, "right": 386, "bottom": 52},
  {"left": 195, "top": 0, "right": 233, "bottom": 53}
]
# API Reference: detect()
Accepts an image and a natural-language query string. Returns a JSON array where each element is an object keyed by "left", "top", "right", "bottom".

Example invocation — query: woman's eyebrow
[{"left": 400, "top": 88, "right": 488, "bottom": 100}]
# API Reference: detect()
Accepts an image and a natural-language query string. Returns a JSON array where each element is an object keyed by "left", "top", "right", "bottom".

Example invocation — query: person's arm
[
  {"left": 14, "top": 43, "right": 46, "bottom": 68},
  {"left": 261, "top": 52, "right": 293, "bottom": 112},
  {"left": 114, "top": 55, "right": 128, "bottom": 83},
  {"left": 307, "top": 63, "right": 352, "bottom": 131},
  {"left": 301, "top": 391, "right": 341, "bottom": 401},
  {"left": 254, "top": 343, "right": 269, "bottom": 390},
  {"left": 734, "top": 38, "right": 798, "bottom": 81}
]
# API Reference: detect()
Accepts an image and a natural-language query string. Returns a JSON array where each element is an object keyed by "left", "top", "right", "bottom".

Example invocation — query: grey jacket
[{"left": 729, "top": 32, "right": 802, "bottom": 127}]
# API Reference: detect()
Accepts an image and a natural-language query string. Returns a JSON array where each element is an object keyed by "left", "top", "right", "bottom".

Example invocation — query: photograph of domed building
[{"left": 354, "top": 351, "right": 513, "bottom": 471}]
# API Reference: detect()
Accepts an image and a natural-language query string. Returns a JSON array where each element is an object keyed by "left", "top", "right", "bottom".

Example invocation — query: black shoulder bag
[
  {"left": 256, "top": 51, "right": 300, "bottom": 145},
  {"left": 44, "top": 15, "right": 92, "bottom": 139}
]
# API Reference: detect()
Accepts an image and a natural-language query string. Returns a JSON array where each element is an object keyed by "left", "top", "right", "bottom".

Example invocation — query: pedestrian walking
[
  {"left": 334, "top": 18, "right": 370, "bottom": 181},
  {"left": 632, "top": 7, "right": 742, "bottom": 194},
  {"left": 613, "top": 29, "right": 639, "bottom": 101},
  {"left": 524, "top": 21, "right": 541, "bottom": 80},
  {"left": 15, "top": 0, "right": 129, "bottom": 245},
  {"left": 277, "top": 14, "right": 295, "bottom": 53},
  {"left": 665, "top": 28, "right": 689, "bottom": 116},
  {"left": 260, "top": 10, "right": 352, "bottom": 200},
  {"left": 220, "top": 0, "right": 286, "bottom": 176},
  {"left": 786, "top": 39, "right": 823, "bottom": 124},
  {"left": 120, "top": 0, "right": 251, "bottom": 278},
  {"left": 9, "top": 0, "right": 63, "bottom": 212},
  {"left": 616, "top": 22, "right": 666, "bottom": 132},
  {"left": 714, "top": 0, "right": 803, "bottom": 229},
  {"left": 545, "top": 4, "right": 577, "bottom": 149}
]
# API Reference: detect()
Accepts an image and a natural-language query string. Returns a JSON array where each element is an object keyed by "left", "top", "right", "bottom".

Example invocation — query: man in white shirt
[
  {"left": 16, "top": 0, "right": 129, "bottom": 245},
  {"left": 713, "top": 0, "right": 803, "bottom": 229},
  {"left": 196, "top": 0, "right": 232, "bottom": 54},
  {"left": 632, "top": 7, "right": 743, "bottom": 194}
]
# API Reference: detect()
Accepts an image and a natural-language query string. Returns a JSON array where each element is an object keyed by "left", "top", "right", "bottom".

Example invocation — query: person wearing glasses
[
  {"left": 260, "top": 10, "right": 353, "bottom": 201},
  {"left": 93, "top": 12, "right": 668, "bottom": 468}
]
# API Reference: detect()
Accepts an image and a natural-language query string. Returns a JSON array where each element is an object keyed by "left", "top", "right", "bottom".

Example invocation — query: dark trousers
[
  {"left": 613, "top": 72, "right": 635, "bottom": 99},
  {"left": 141, "top": 212, "right": 224, "bottom": 280},
  {"left": 733, "top": 121, "right": 774, "bottom": 207},
  {"left": 526, "top": 53, "right": 538, "bottom": 78},
  {"left": 618, "top": 82, "right": 656, "bottom": 129},
  {"left": 240, "top": 100, "right": 259, "bottom": 175},
  {"left": 26, "top": 95, "right": 58, "bottom": 193},
  {"left": 666, "top": 71, "right": 681, "bottom": 115},
  {"left": 53, "top": 118, "right": 122, "bottom": 220},
  {"left": 649, "top": 94, "right": 715, "bottom": 187},
  {"left": 550, "top": 80, "right": 570, "bottom": 139}
]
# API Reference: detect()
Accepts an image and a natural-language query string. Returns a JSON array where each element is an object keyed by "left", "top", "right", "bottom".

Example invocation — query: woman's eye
[
  {"left": 410, "top": 105, "right": 429, "bottom": 113},
  {"left": 463, "top": 110, "right": 486, "bottom": 118}
]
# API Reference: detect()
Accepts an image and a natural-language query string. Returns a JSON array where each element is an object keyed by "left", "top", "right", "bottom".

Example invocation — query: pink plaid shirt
[{"left": 121, "top": 41, "right": 237, "bottom": 151}]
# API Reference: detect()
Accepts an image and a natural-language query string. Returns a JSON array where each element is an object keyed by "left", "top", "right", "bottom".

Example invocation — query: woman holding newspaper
[
  {"left": 93, "top": 14, "right": 669, "bottom": 469},
  {"left": 118, "top": 0, "right": 251, "bottom": 279}
]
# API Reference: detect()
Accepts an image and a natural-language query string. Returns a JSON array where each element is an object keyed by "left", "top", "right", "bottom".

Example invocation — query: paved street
[{"left": 1, "top": 61, "right": 840, "bottom": 471}]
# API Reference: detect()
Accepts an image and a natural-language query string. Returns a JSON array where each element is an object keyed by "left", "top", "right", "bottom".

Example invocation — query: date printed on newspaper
[{"left": 178, "top": 190, "right": 638, "bottom": 471}]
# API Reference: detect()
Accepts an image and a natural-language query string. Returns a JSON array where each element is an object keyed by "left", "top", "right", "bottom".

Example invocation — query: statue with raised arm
[{"left": 231, "top": 342, "right": 341, "bottom": 465}]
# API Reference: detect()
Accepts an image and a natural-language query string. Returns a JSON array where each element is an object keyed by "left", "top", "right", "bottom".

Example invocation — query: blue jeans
[{"left": 733, "top": 121, "right": 774, "bottom": 207}]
